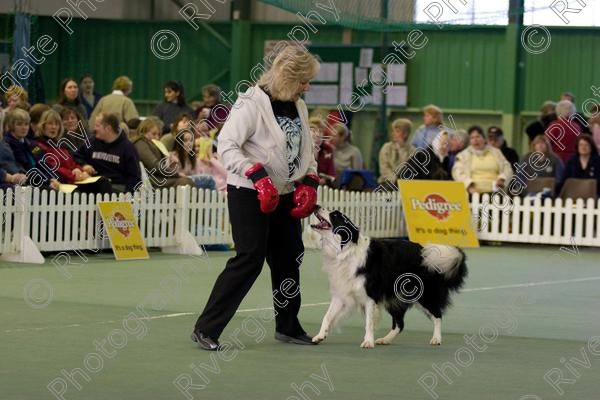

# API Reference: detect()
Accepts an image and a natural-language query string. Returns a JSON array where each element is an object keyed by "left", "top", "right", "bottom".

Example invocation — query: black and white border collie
[{"left": 309, "top": 207, "right": 468, "bottom": 348}]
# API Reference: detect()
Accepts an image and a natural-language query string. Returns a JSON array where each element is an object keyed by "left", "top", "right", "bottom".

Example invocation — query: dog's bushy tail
[{"left": 422, "top": 244, "right": 468, "bottom": 291}]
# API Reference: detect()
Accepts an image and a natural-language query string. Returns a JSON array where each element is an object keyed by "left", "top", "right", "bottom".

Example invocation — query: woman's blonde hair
[
  {"left": 423, "top": 104, "right": 443, "bottom": 125},
  {"left": 4, "top": 84, "right": 28, "bottom": 103},
  {"left": 331, "top": 122, "right": 349, "bottom": 141},
  {"left": 5, "top": 108, "right": 30, "bottom": 131},
  {"left": 36, "top": 109, "right": 64, "bottom": 139},
  {"left": 113, "top": 76, "right": 133, "bottom": 92},
  {"left": 529, "top": 134, "right": 555, "bottom": 155},
  {"left": 136, "top": 117, "right": 163, "bottom": 139},
  {"left": 257, "top": 46, "right": 320, "bottom": 101},
  {"left": 391, "top": 118, "right": 412, "bottom": 138},
  {"left": 309, "top": 116, "right": 325, "bottom": 131}
]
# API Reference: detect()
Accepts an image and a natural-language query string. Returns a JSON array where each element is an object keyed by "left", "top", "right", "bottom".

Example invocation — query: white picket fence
[{"left": 0, "top": 186, "right": 598, "bottom": 263}]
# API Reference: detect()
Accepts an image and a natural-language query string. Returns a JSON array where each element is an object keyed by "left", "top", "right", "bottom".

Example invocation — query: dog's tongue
[{"left": 311, "top": 220, "right": 331, "bottom": 230}]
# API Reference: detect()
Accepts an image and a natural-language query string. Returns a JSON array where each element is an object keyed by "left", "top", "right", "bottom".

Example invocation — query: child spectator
[{"left": 170, "top": 129, "right": 226, "bottom": 191}]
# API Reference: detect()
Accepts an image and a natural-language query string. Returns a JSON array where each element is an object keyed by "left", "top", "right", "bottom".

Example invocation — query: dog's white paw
[
  {"left": 375, "top": 337, "right": 392, "bottom": 345},
  {"left": 429, "top": 336, "right": 442, "bottom": 346},
  {"left": 312, "top": 334, "right": 326, "bottom": 343},
  {"left": 360, "top": 339, "right": 375, "bottom": 348}
]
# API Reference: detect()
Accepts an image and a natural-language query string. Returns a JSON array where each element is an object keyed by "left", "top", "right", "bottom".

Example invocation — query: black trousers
[{"left": 194, "top": 185, "right": 305, "bottom": 339}]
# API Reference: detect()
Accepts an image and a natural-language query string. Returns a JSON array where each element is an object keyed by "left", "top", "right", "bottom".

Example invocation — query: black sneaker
[
  {"left": 191, "top": 329, "right": 220, "bottom": 351},
  {"left": 274, "top": 332, "right": 318, "bottom": 345}
]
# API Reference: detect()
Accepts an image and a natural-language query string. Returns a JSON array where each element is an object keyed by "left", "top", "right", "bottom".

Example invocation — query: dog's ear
[
  {"left": 330, "top": 212, "right": 360, "bottom": 247},
  {"left": 333, "top": 223, "right": 359, "bottom": 246}
]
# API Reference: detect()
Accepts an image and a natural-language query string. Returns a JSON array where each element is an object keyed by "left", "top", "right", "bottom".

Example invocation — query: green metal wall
[
  {"left": 23, "top": 17, "right": 600, "bottom": 115},
  {"left": 36, "top": 17, "right": 232, "bottom": 108},
  {"left": 522, "top": 27, "right": 600, "bottom": 112}
]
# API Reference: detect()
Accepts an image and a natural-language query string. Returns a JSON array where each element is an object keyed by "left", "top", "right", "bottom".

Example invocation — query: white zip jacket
[{"left": 217, "top": 85, "right": 318, "bottom": 194}]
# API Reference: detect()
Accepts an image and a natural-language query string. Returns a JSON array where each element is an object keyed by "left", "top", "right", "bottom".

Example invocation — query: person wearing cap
[
  {"left": 487, "top": 126, "right": 519, "bottom": 167},
  {"left": 190, "top": 46, "right": 321, "bottom": 351}
]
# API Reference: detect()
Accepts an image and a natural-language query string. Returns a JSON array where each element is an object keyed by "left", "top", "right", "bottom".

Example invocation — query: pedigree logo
[
  {"left": 106, "top": 212, "right": 134, "bottom": 237},
  {"left": 410, "top": 194, "right": 462, "bottom": 221}
]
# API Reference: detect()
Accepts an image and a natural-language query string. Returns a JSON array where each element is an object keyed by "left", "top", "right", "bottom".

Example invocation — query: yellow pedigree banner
[
  {"left": 398, "top": 180, "right": 479, "bottom": 247},
  {"left": 97, "top": 201, "right": 149, "bottom": 260}
]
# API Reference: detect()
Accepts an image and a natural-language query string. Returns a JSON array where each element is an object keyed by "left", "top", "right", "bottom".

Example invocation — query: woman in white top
[{"left": 191, "top": 46, "right": 320, "bottom": 350}]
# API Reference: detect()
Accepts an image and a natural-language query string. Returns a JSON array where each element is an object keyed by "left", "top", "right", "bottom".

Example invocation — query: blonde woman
[
  {"left": 378, "top": 118, "right": 415, "bottom": 185},
  {"left": 89, "top": 76, "right": 139, "bottom": 126},
  {"left": 192, "top": 46, "right": 320, "bottom": 350},
  {"left": 131, "top": 117, "right": 193, "bottom": 189},
  {"left": 3, "top": 85, "right": 29, "bottom": 113},
  {"left": 35, "top": 109, "right": 88, "bottom": 184},
  {"left": 411, "top": 104, "right": 443, "bottom": 149}
]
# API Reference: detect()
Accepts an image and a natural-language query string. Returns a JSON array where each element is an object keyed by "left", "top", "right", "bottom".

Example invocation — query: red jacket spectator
[
  {"left": 36, "top": 137, "right": 83, "bottom": 184},
  {"left": 545, "top": 118, "right": 582, "bottom": 163},
  {"left": 317, "top": 142, "right": 335, "bottom": 179}
]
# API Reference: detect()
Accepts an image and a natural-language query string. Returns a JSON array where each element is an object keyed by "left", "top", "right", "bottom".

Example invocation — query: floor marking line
[{"left": 5, "top": 277, "right": 600, "bottom": 334}]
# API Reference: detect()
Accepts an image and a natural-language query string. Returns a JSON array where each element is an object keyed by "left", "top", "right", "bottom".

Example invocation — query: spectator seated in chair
[
  {"left": 487, "top": 126, "right": 519, "bottom": 167},
  {"left": 545, "top": 100, "right": 583, "bottom": 163},
  {"left": 308, "top": 116, "right": 336, "bottom": 187},
  {"left": 160, "top": 113, "right": 193, "bottom": 152},
  {"left": 511, "top": 134, "right": 563, "bottom": 198},
  {"left": 378, "top": 118, "right": 415, "bottom": 189},
  {"left": 556, "top": 134, "right": 600, "bottom": 198},
  {"left": 452, "top": 125, "right": 513, "bottom": 194},
  {"left": 3, "top": 108, "right": 60, "bottom": 191},
  {"left": 36, "top": 109, "right": 112, "bottom": 194},
  {"left": 398, "top": 131, "right": 451, "bottom": 181},
  {"left": 74, "top": 112, "right": 142, "bottom": 193},
  {"left": 131, "top": 116, "right": 194, "bottom": 190},
  {"left": 0, "top": 131, "right": 27, "bottom": 190},
  {"left": 330, "top": 122, "right": 363, "bottom": 186},
  {"left": 169, "top": 129, "right": 226, "bottom": 191}
]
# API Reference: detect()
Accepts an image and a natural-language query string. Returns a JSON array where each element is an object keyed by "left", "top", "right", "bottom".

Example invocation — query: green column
[
  {"left": 502, "top": 0, "right": 525, "bottom": 153},
  {"left": 230, "top": 0, "right": 252, "bottom": 91}
]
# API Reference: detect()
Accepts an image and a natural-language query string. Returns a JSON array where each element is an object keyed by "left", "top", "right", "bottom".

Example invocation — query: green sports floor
[{"left": 1, "top": 244, "right": 599, "bottom": 400}]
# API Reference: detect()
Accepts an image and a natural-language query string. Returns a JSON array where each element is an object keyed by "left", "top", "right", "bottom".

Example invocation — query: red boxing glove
[
  {"left": 290, "top": 174, "right": 319, "bottom": 219},
  {"left": 245, "top": 163, "right": 279, "bottom": 213}
]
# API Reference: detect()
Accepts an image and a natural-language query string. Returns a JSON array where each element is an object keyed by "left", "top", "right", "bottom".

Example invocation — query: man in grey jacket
[{"left": 191, "top": 47, "right": 321, "bottom": 351}]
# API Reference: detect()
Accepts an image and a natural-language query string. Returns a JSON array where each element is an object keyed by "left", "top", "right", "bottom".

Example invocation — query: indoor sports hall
[{"left": 1, "top": 1, "right": 599, "bottom": 399}]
